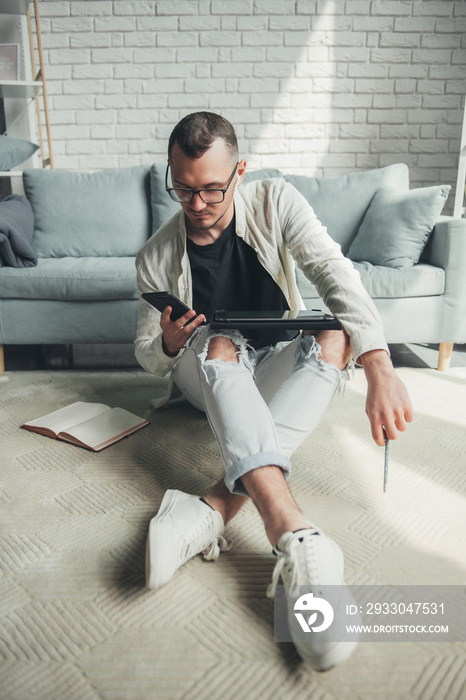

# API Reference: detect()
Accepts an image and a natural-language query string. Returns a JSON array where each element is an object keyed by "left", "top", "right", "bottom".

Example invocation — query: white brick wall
[{"left": 31, "top": 0, "right": 466, "bottom": 211}]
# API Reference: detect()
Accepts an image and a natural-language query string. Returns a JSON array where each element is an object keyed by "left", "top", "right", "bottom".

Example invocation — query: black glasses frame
[{"left": 165, "top": 162, "right": 239, "bottom": 204}]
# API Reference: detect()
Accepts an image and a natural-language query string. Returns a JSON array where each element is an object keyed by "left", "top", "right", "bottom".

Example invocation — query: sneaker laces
[
  {"left": 202, "top": 535, "right": 232, "bottom": 561},
  {"left": 266, "top": 532, "right": 320, "bottom": 599},
  {"left": 266, "top": 553, "right": 289, "bottom": 599},
  {"left": 180, "top": 513, "right": 231, "bottom": 563}
]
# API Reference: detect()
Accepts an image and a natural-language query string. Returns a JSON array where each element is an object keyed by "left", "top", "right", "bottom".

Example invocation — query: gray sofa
[{"left": 0, "top": 163, "right": 464, "bottom": 373}]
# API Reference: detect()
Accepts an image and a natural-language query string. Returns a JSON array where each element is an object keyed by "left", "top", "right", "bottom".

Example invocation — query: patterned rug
[{"left": 1, "top": 366, "right": 465, "bottom": 700}]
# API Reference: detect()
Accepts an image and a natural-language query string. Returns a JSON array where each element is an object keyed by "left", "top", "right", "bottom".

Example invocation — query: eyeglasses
[{"left": 165, "top": 162, "right": 239, "bottom": 204}]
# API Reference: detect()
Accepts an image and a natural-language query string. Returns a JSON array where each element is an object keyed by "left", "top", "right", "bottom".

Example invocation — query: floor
[
  {"left": 1, "top": 359, "right": 465, "bottom": 700},
  {"left": 1, "top": 339, "right": 466, "bottom": 700}
]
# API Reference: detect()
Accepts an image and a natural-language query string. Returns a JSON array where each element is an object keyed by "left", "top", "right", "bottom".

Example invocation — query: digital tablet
[{"left": 210, "top": 309, "right": 342, "bottom": 331}]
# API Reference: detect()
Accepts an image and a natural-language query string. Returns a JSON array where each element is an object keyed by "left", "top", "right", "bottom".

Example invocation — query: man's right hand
[{"left": 160, "top": 305, "right": 206, "bottom": 357}]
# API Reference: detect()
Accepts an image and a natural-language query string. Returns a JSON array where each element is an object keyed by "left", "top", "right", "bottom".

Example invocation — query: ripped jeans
[{"left": 172, "top": 325, "right": 345, "bottom": 496}]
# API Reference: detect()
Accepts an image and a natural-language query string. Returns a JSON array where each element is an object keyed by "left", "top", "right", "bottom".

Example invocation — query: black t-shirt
[{"left": 187, "top": 215, "right": 297, "bottom": 349}]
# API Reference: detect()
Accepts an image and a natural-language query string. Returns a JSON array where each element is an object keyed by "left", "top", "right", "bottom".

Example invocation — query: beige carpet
[{"left": 0, "top": 366, "right": 465, "bottom": 700}]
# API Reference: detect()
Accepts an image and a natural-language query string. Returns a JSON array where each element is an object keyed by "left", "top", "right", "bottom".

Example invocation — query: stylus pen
[{"left": 383, "top": 434, "right": 389, "bottom": 492}]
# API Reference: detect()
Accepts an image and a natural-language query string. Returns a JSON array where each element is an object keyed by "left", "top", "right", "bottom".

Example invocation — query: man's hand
[
  {"left": 360, "top": 349, "right": 413, "bottom": 446},
  {"left": 160, "top": 306, "right": 205, "bottom": 357}
]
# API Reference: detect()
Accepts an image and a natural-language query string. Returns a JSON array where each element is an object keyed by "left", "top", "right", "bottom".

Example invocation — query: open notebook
[{"left": 21, "top": 401, "right": 149, "bottom": 452}]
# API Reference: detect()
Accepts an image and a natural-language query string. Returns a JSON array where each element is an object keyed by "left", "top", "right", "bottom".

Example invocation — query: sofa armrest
[
  {"left": 422, "top": 215, "right": 466, "bottom": 342},
  {"left": 422, "top": 215, "right": 466, "bottom": 268}
]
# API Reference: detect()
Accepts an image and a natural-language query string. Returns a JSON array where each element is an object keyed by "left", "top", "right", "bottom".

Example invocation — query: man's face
[{"left": 169, "top": 138, "right": 245, "bottom": 234}]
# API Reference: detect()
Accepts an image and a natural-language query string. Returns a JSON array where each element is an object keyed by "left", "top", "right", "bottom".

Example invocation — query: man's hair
[{"left": 168, "top": 111, "right": 238, "bottom": 162}]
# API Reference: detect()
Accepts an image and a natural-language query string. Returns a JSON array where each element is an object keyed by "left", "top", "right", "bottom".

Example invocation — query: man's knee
[
  {"left": 314, "top": 329, "right": 351, "bottom": 371},
  {"left": 206, "top": 335, "right": 239, "bottom": 363}
]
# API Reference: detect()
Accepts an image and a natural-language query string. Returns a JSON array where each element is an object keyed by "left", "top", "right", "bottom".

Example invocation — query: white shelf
[
  {"left": 0, "top": 0, "right": 53, "bottom": 172},
  {"left": 0, "top": 0, "right": 30, "bottom": 15},
  {"left": 0, "top": 80, "right": 42, "bottom": 98}
]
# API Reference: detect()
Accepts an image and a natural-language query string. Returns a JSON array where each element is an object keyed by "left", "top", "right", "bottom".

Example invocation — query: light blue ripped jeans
[{"left": 172, "top": 325, "right": 346, "bottom": 496}]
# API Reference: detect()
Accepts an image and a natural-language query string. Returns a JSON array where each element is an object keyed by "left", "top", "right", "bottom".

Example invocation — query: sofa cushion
[
  {"left": 347, "top": 184, "right": 451, "bottom": 269},
  {"left": 149, "top": 164, "right": 283, "bottom": 233},
  {"left": 0, "top": 257, "right": 138, "bottom": 300},
  {"left": 296, "top": 261, "right": 445, "bottom": 301},
  {"left": 285, "top": 163, "right": 409, "bottom": 254},
  {"left": 23, "top": 166, "right": 152, "bottom": 258}
]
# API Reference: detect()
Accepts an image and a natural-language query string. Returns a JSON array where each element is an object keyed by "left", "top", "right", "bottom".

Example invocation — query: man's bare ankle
[
  {"left": 265, "top": 512, "right": 310, "bottom": 547},
  {"left": 202, "top": 492, "right": 247, "bottom": 525},
  {"left": 201, "top": 495, "right": 226, "bottom": 522}
]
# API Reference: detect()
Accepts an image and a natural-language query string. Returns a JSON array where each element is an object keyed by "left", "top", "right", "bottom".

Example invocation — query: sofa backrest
[
  {"left": 23, "top": 165, "right": 152, "bottom": 258},
  {"left": 23, "top": 162, "right": 411, "bottom": 260},
  {"left": 285, "top": 163, "right": 410, "bottom": 254}
]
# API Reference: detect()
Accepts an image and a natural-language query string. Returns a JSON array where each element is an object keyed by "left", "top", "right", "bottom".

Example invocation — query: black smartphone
[{"left": 142, "top": 291, "right": 196, "bottom": 323}]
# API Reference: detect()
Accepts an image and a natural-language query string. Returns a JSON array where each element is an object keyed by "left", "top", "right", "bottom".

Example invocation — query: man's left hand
[{"left": 360, "top": 349, "right": 413, "bottom": 446}]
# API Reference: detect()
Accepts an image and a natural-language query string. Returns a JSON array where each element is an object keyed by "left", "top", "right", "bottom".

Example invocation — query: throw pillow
[
  {"left": 150, "top": 162, "right": 181, "bottom": 233},
  {"left": 0, "top": 136, "right": 39, "bottom": 171},
  {"left": 285, "top": 163, "right": 410, "bottom": 254},
  {"left": 23, "top": 165, "right": 152, "bottom": 258},
  {"left": 347, "top": 184, "right": 451, "bottom": 269}
]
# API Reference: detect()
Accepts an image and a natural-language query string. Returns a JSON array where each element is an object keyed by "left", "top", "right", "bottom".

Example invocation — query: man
[{"left": 135, "top": 112, "right": 413, "bottom": 670}]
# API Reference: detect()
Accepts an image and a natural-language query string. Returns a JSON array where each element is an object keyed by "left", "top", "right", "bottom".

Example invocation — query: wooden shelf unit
[{"left": 0, "top": 0, "right": 53, "bottom": 171}]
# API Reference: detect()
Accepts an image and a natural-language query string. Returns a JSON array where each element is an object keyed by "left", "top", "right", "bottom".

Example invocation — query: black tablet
[{"left": 210, "top": 309, "right": 342, "bottom": 331}]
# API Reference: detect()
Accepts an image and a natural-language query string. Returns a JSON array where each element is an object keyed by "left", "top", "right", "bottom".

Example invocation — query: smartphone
[{"left": 142, "top": 291, "right": 197, "bottom": 323}]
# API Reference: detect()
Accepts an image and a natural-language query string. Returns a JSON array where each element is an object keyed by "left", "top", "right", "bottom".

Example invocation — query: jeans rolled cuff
[{"left": 225, "top": 451, "right": 291, "bottom": 496}]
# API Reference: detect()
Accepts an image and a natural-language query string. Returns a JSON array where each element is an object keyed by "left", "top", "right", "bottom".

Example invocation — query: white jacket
[{"left": 135, "top": 178, "right": 388, "bottom": 403}]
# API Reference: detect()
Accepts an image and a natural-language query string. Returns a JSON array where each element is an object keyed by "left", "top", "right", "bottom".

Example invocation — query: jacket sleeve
[
  {"left": 134, "top": 249, "right": 184, "bottom": 377},
  {"left": 274, "top": 180, "right": 389, "bottom": 362}
]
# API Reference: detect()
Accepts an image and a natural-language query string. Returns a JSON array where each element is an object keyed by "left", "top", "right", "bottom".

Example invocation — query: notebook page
[
  {"left": 59, "top": 408, "right": 147, "bottom": 449},
  {"left": 23, "top": 402, "right": 110, "bottom": 435}
]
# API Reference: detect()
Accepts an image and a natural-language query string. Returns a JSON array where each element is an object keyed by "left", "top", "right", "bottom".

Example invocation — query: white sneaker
[
  {"left": 146, "top": 489, "right": 231, "bottom": 589},
  {"left": 267, "top": 526, "right": 360, "bottom": 671}
]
